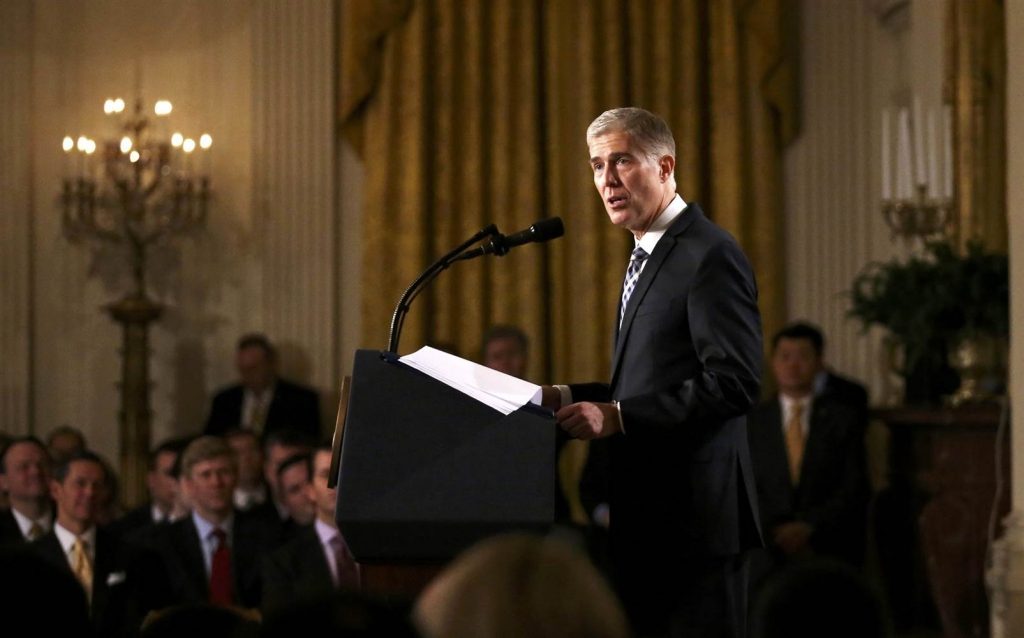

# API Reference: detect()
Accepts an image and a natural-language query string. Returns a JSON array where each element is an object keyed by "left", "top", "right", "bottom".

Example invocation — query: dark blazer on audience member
[
  {"left": 0, "top": 509, "right": 27, "bottom": 546},
  {"left": 262, "top": 525, "right": 335, "bottom": 614},
  {"left": 33, "top": 528, "right": 169, "bottom": 638},
  {"left": 204, "top": 378, "right": 321, "bottom": 439},
  {"left": 570, "top": 204, "right": 764, "bottom": 636},
  {"left": 819, "top": 370, "right": 870, "bottom": 429},
  {"left": 157, "top": 511, "right": 274, "bottom": 609},
  {"left": 746, "top": 395, "right": 870, "bottom": 566}
]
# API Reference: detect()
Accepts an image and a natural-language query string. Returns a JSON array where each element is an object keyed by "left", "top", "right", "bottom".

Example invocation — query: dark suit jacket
[
  {"left": 33, "top": 528, "right": 170, "bottom": 638},
  {"left": 0, "top": 509, "right": 27, "bottom": 546},
  {"left": 157, "top": 512, "right": 275, "bottom": 609},
  {"left": 820, "top": 370, "right": 870, "bottom": 429},
  {"left": 262, "top": 525, "right": 336, "bottom": 615},
  {"left": 570, "top": 204, "right": 764, "bottom": 629},
  {"left": 204, "top": 378, "right": 321, "bottom": 439},
  {"left": 746, "top": 395, "right": 870, "bottom": 566}
]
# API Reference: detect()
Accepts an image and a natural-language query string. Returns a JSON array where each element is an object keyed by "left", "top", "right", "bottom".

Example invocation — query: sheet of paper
[{"left": 399, "top": 346, "right": 542, "bottom": 415}]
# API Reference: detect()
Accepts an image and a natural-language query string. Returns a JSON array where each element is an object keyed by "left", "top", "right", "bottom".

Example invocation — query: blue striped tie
[{"left": 620, "top": 246, "right": 649, "bottom": 326}]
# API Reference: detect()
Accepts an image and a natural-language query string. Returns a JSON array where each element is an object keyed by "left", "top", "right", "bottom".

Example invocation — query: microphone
[{"left": 456, "top": 217, "right": 564, "bottom": 260}]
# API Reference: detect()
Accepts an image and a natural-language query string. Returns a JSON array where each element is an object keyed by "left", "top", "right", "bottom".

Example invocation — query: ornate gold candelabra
[
  {"left": 881, "top": 184, "right": 954, "bottom": 241},
  {"left": 60, "top": 96, "right": 211, "bottom": 506}
]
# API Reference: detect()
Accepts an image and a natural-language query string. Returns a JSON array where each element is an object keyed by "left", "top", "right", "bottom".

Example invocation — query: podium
[{"left": 331, "top": 350, "right": 557, "bottom": 594}]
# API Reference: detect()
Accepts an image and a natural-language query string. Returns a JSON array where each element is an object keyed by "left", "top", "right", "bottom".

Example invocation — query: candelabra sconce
[
  {"left": 881, "top": 184, "right": 954, "bottom": 241},
  {"left": 59, "top": 95, "right": 212, "bottom": 506}
]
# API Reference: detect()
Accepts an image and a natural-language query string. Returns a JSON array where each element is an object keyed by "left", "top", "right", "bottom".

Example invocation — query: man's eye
[
  {"left": 593, "top": 164, "right": 603, "bottom": 171},
  {"left": 617, "top": 158, "right": 629, "bottom": 165}
]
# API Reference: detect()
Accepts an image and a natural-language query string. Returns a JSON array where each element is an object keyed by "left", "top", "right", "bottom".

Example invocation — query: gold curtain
[
  {"left": 945, "top": 0, "right": 1007, "bottom": 252},
  {"left": 340, "top": 0, "right": 798, "bottom": 521}
]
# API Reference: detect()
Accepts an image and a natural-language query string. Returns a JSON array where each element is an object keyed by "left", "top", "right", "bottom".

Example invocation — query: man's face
[
  {"left": 228, "top": 434, "right": 264, "bottom": 489},
  {"left": 147, "top": 451, "right": 179, "bottom": 512},
  {"left": 0, "top": 442, "right": 51, "bottom": 503},
  {"left": 236, "top": 346, "right": 276, "bottom": 392},
  {"left": 265, "top": 444, "right": 308, "bottom": 499},
  {"left": 51, "top": 460, "right": 105, "bottom": 529},
  {"left": 279, "top": 462, "right": 315, "bottom": 525},
  {"left": 589, "top": 131, "right": 673, "bottom": 235},
  {"left": 308, "top": 450, "right": 337, "bottom": 522},
  {"left": 772, "top": 338, "right": 823, "bottom": 397},
  {"left": 483, "top": 337, "right": 527, "bottom": 379},
  {"left": 184, "top": 456, "right": 238, "bottom": 518}
]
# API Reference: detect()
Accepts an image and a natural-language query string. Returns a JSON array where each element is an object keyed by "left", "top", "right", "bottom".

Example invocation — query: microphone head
[{"left": 530, "top": 217, "right": 564, "bottom": 242}]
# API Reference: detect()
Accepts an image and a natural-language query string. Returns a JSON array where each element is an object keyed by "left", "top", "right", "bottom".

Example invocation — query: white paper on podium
[{"left": 399, "top": 346, "right": 542, "bottom": 415}]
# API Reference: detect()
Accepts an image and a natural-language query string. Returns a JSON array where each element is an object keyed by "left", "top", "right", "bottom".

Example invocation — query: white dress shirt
[
  {"left": 11, "top": 507, "right": 53, "bottom": 540},
  {"left": 192, "top": 511, "right": 233, "bottom": 577},
  {"left": 778, "top": 393, "right": 813, "bottom": 438},
  {"left": 315, "top": 518, "right": 342, "bottom": 586},
  {"left": 54, "top": 522, "right": 96, "bottom": 570}
]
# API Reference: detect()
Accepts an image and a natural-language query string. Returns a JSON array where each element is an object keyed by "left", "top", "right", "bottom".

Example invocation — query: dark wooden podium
[{"left": 873, "top": 404, "right": 1010, "bottom": 638}]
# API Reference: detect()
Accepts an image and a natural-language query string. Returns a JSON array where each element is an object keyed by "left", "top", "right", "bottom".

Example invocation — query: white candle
[
  {"left": 898, "top": 108, "right": 912, "bottom": 199},
  {"left": 927, "top": 109, "right": 939, "bottom": 199},
  {"left": 913, "top": 97, "right": 926, "bottom": 188},
  {"left": 881, "top": 110, "right": 891, "bottom": 200},
  {"left": 943, "top": 104, "right": 954, "bottom": 199}
]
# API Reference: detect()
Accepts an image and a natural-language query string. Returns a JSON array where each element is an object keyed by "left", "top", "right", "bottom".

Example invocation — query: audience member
[
  {"left": 750, "top": 560, "right": 890, "bottom": 638},
  {"left": 249, "top": 429, "right": 314, "bottom": 541},
  {"left": 95, "top": 454, "right": 125, "bottom": 526},
  {"left": 159, "top": 436, "right": 275, "bottom": 609},
  {"left": 226, "top": 429, "right": 268, "bottom": 512},
  {"left": 0, "top": 436, "right": 54, "bottom": 545},
  {"left": 33, "top": 449, "right": 170, "bottom": 637},
  {"left": 276, "top": 452, "right": 316, "bottom": 526},
  {"left": 0, "top": 432, "right": 12, "bottom": 508},
  {"left": 263, "top": 444, "right": 361, "bottom": 615},
  {"left": 746, "top": 323, "right": 870, "bottom": 592},
  {"left": 205, "top": 334, "right": 321, "bottom": 439},
  {"left": 47, "top": 425, "right": 87, "bottom": 460},
  {"left": 414, "top": 533, "right": 630, "bottom": 638},
  {"left": 800, "top": 321, "right": 871, "bottom": 427},
  {"left": 113, "top": 438, "right": 190, "bottom": 542},
  {"left": 479, "top": 325, "right": 529, "bottom": 378}
]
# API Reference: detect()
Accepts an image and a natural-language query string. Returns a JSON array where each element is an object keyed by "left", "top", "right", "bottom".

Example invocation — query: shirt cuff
[
  {"left": 555, "top": 385, "right": 573, "bottom": 410},
  {"left": 614, "top": 400, "right": 625, "bottom": 434}
]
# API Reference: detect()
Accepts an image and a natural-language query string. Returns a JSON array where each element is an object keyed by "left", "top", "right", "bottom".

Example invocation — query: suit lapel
[
  {"left": 90, "top": 530, "right": 114, "bottom": 620},
  {"left": 609, "top": 204, "right": 701, "bottom": 388},
  {"left": 301, "top": 528, "right": 336, "bottom": 590},
  {"left": 181, "top": 519, "right": 209, "bottom": 598}
]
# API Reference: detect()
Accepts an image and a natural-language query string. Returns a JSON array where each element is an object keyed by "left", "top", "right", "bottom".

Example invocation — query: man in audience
[
  {"left": 33, "top": 449, "right": 169, "bottom": 636},
  {"left": 0, "top": 436, "right": 53, "bottom": 545},
  {"left": 226, "top": 429, "right": 269, "bottom": 512},
  {"left": 277, "top": 453, "right": 317, "bottom": 526},
  {"left": 205, "top": 334, "right": 321, "bottom": 439},
  {"left": 803, "top": 322, "right": 870, "bottom": 428},
  {"left": 113, "top": 438, "right": 189, "bottom": 540},
  {"left": 746, "top": 324, "right": 870, "bottom": 591},
  {"left": 47, "top": 425, "right": 87, "bottom": 460},
  {"left": 480, "top": 325, "right": 529, "bottom": 379},
  {"left": 159, "top": 436, "right": 274, "bottom": 609},
  {"left": 250, "top": 429, "right": 314, "bottom": 540},
  {"left": 263, "top": 444, "right": 360, "bottom": 614}
]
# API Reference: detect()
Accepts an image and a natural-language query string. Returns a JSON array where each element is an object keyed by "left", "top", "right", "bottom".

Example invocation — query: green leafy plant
[{"left": 847, "top": 241, "right": 1008, "bottom": 405}]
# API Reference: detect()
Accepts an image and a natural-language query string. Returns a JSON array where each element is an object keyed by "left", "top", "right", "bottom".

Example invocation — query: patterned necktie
[
  {"left": 786, "top": 402, "right": 806, "bottom": 485},
  {"left": 27, "top": 522, "right": 44, "bottom": 541},
  {"left": 620, "top": 246, "right": 650, "bottom": 326},
  {"left": 330, "top": 535, "right": 360, "bottom": 590},
  {"left": 71, "top": 538, "right": 93, "bottom": 604},
  {"left": 249, "top": 399, "right": 267, "bottom": 433},
  {"left": 209, "top": 528, "right": 233, "bottom": 605}
]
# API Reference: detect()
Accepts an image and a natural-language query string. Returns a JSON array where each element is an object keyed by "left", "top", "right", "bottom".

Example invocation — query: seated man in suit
[
  {"left": 0, "top": 436, "right": 53, "bottom": 545},
  {"left": 112, "top": 438, "right": 190, "bottom": 542},
  {"left": 159, "top": 436, "right": 275, "bottom": 609},
  {"left": 747, "top": 324, "right": 870, "bottom": 589},
  {"left": 276, "top": 453, "right": 316, "bottom": 526},
  {"left": 248, "top": 429, "right": 314, "bottom": 542},
  {"left": 205, "top": 334, "right": 321, "bottom": 439},
  {"left": 226, "top": 429, "right": 269, "bottom": 512},
  {"left": 34, "top": 449, "right": 169, "bottom": 637},
  {"left": 263, "top": 444, "right": 360, "bottom": 614},
  {"left": 480, "top": 324, "right": 529, "bottom": 378}
]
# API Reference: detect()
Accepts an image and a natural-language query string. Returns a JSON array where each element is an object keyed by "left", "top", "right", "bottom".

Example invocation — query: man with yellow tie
[
  {"left": 745, "top": 323, "right": 870, "bottom": 593},
  {"left": 32, "top": 450, "right": 169, "bottom": 637}
]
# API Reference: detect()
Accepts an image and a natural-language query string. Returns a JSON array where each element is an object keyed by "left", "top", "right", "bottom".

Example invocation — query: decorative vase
[{"left": 946, "top": 334, "right": 1008, "bottom": 406}]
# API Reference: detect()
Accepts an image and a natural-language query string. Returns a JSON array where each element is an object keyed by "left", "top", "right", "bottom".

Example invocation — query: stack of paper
[{"left": 399, "top": 346, "right": 542, "bottom": 415}]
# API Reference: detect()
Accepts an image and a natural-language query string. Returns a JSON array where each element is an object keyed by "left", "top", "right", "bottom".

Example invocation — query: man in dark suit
[
  {"left": 746, "top": 324, "right": 870, "bottom": 589},
  {"left": 159, "top": 436, "right": 276, "bottom": 609},
  {"left": 0, "top": 436, "right": 53, "bottom": 545},
  {"left": 263, "top": 445, "right": 360, "bottom": 614},
  {"left": 541, "top": 108, "right": 763, "bottom": 637},
  {"left": 205, "top": 334, "right": 321, "bottom": 439},
  {"left": 780, "top": 321, "right": 870, "bottom": 427},
  {"left": 33, "top": 450, "right": 169, "bottom": 637},
  {"left": 110, "top": 438, "right": 189, "bottom": 543}
]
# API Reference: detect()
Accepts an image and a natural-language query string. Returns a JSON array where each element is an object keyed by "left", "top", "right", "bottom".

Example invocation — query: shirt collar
[
  {"left": 314, "top": 518, "right": 340, "bottom": 546},
  {"left": 635, "top": 194, "right": 687, "bottom": 255},
  {"left": 10, "top": 506, "right": 53, "bottom": 538},
  {"left": 779, "top": 392, "right": 813, "bottom": 414},
  {"left": 54, "top": 522, "right": 96, "bottom": 554},
  {"left": 192, "top": 510, "right": 234, "bottom": 541}
]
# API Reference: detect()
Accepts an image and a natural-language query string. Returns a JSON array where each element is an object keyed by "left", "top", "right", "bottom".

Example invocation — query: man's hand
[
  {"left": 773, "top": 521, "right": 814, "bottom": 555},
  {"left": 555, "top": 402, "right": 622, "bottom": 440},
  {"left": 540, "top": 385, "right": 562, "bottom": 411}
]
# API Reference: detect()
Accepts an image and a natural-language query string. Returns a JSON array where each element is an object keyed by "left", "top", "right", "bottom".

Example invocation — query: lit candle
[
  {"left": 927, "top": 109, "right": 938, "bottom": 199},
  {"left": 898, "top": 108, "right": 912, "bottom": 199},
  {"left": 881, "top": 110, "right": 891, "bottom": 200},
  {"left": 943, "top": 104, "right": 954, "bottom": 199},
  {"left": 913, "top": 97, "right": 926, "bottom": 188}
]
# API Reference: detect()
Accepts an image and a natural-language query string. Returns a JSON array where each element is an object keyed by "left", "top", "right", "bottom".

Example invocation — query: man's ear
[
  {"left": 659, "top": 155, "right": 676, "bottom": 182},
  {"left": 49, "top": 479, "right": 62, "bottom": 502}
]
